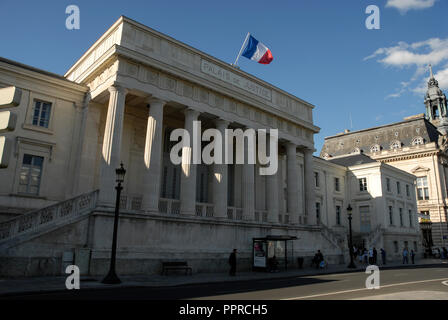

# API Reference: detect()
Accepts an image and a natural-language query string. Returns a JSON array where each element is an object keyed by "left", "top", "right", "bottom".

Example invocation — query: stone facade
[
  {"left": 321, "top": 66, "right": 448, "bottom": 250},
  {"left": 0, "top": 16, "right": 421, "bottom": 277}
]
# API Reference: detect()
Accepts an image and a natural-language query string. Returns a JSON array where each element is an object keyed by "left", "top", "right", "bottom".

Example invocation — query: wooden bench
[{"left": 161, "top": 261, "right": 192, "bottom": 275}]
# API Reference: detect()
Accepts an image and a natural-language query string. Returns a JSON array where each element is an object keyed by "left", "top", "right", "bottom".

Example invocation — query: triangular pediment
[{"left": 411, "top": 165, "right": 430, "bottom": 173}]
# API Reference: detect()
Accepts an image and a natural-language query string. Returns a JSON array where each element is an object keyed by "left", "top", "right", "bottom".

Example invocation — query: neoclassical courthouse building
[{"left": 0, "top": 17, "right": 421, "bottom": 276}]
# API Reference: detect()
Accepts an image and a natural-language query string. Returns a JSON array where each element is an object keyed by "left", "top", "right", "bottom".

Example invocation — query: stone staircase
[
  {"left": 319, "top": 223, "right": 347, "bottom": 251},
  {"left": 366, "top": 224, "right": 383, "bottom": 248},
  {"left": 0, "top": 190, "right": 99, "bottom": 252}
]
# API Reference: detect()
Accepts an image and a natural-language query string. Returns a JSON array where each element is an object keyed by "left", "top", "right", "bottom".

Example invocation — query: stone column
[
  {"left": 213, "top": 119, "right": 229, "bottom": 218},
  {"left": 304, "top": 147, "right": 317, "bottom": 225},
  {"left": 99, "top": 85, "right": 127, "bottom": 205},
  {"left": 141, "top": 97, "right": 166, "bottom": 212},
  {"left": 266, "top": 140, "right": 279, "bottom": 223},
  {"left": 286, "top": 142, "right": 299, "bottom": 224},
  {"left": 180, "top": 108, "right": 200, "bottom": 215},
  {"left": 242, "top": 131, "right": 255, "bottom": 220}
]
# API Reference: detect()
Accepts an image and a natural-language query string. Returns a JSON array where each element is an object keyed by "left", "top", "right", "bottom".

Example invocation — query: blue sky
[{"left": 0, "top": 0, "right": 446, "bottom": 154}]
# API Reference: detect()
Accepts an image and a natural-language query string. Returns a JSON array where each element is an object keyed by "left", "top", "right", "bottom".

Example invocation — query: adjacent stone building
[{"left": 321, "top": 66, "right": 448, "bottom": 250}]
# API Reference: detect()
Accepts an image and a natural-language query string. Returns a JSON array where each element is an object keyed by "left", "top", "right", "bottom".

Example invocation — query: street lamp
[
  {"left": 102, "top": 163, "right": 126, "bottom": 284},
  {"left": 347, "top": 204, "right": 356, "bottom": 269}
]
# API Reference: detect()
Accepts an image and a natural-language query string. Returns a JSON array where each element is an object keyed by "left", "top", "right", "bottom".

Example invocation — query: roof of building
[
  {"left": 0, "top": 56, "right": 72, "bottom": 82},
  {"left": 320, "top": 115, "right": 442, "bottom": 158},
  {"left": 327, "top": 153, "right": 377, "bottom": 167}
]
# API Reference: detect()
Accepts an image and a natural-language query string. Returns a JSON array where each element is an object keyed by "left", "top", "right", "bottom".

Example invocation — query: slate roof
[
  {"left": 327, "top": 154, "right": 377, "bottom": 167},
  {"left": 320, "top": 115, "right": 441, "bottom": 158}
]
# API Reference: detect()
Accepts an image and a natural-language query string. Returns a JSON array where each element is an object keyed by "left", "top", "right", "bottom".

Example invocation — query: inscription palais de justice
[{"left": 201, "top": 60, "right": 272, "bottom": 101}]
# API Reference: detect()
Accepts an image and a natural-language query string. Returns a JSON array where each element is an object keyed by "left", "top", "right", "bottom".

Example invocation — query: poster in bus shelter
[{"left": 253, "top": 241, "right": 267, "bottom": 268}]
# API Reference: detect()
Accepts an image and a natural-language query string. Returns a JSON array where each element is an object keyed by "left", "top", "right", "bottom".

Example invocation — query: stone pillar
[
  {"left": 213, "top": 119, "right": 229, "bottom": 218},
  {"left": 141, "top": 97, "right": 166, "bottom": 212},
  {"left": 242, "top": 131, "right": 255, "bottom": 220},
  {"left": 286, "top": 142, "right": 299, "bottom": 224},
  {"left": 180, "top": 108, "right": 200, "bottom": 215},
  {"left": 304, "top": 147, "right": 317, "bottom": 225},
  {"left": 99, "top": 85, "right": 127, "bottom": 205},
  {"left": 266, "top": 140, "right": 279, "bottom": 223}
]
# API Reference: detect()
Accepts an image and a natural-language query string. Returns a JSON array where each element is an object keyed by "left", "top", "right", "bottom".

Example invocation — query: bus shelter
[{"left": 252, "top": 235, "right": 298, "bottom": 272}]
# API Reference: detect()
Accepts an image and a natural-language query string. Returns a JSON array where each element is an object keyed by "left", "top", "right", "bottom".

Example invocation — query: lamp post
[
  {"left": 102, "top": 163, "right": 126, "bottom": 284},
  {"left": 347, "top": 204, "right": 356, "bottom": 269}
]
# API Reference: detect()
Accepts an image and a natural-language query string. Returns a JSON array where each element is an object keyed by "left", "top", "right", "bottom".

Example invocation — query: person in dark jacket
[
  {"left": 229, "top": 249, "right": 237, "bottom": 276},
  {"left": 380, "top": 248, "right": 386, "bottom": 265},
  {"left": 373, "top": 247, "right": 378, "bottom": 265},
  {"left": 410, "top": 250, "right": 415, "bottom": 264}
]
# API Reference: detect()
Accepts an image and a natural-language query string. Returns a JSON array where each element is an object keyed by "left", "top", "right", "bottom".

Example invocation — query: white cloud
[
  {"left": 365, "top": 38, "right": 448, "bottom": 98},
  {"left": 386, "top": 0, "right": 437, "bottom": 13}
]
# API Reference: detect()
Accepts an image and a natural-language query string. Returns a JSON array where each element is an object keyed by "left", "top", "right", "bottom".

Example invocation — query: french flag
[{"left": 241, "top": 35, "right": 274, "bottom": 65}]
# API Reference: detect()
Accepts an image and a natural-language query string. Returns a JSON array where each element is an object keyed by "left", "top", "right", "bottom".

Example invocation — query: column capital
[
  {"left": 108, "top": 84, "right": 128, "bottom": 95},
  {"left": 286, "top": 142, "right": 297, "bottom": 153},
  {"left": 214, "top": 118, "right": 230, "bottom": 130},
  {"left": 184, "top": 108, "right": 200, "bottom": 120},
  {"left": 146, "top": 96, "right": 167, "bottom": 106},
  {"left": 303, "top": 147, "right": 315, "bottom": 155}
]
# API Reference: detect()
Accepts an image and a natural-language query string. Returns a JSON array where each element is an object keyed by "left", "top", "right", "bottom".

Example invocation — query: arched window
[
  {"left": 433, "top": 106, "right": 439, "bottom": 119},
  {"left": 412, "top": 136, "right": 424, "bottom": 146},
  {"left": 390, "top": 141, "right": 401, "bottom": 150},
  {"left": 370, "top": 144, "right": 381, "bottom": 153}
]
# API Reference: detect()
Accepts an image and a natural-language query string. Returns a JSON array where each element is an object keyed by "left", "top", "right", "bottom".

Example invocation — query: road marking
[{"left": 283, "top": 277, "right": 448, "bottom": 300}]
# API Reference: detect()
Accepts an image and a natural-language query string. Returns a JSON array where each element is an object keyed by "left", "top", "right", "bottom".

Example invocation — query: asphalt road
[{"left": 2, "top": 264, "right": 448, "bottom": 300}]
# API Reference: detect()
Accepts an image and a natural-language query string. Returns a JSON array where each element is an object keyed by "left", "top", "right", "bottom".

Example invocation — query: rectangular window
[
  {"left": 336, "top": 205, "right": 341, "bottom": 225},
  {"left": 359, "top": 178, "right": 367, "bottom": 192},
  {"left": 334, "top": 177, "right": 340, "bottom": 192},
  {"left": 399, "top": 208, "right": 403, "bottom": 227},
  {"left": 314, "top": 172, "right": 319, "bottom": 188},
  {"left": 406, "top": 184, "right": 410, "bottom": 197},
  {"left": 386, "top": 178, "right": 391, "bottom": 192},
  {"left": 413, "top": 241, "right": 417, "bottom": 252},
  {"left": 316, "top": 202, "right": 321, "bottom": 223},
  {"left": 18, "top": 154, "right": 44, "bottom": 195},
  {"left": 32, "top": 100, "right": 52, "bottom": 128},
  {"left": 409, "top": 210, "right": 413, "bottom": 227},
  {"left": 397, "top": 181, "right": 401, "bottom": 194},
  {"left": 360, "top": 206, "right": 371, "bottom": 233},
  {"left": 394, "top": 241, "right": 399, "bottom": 253},
  {"left": 416, "top": 177, "right": 429, "bottom": 200},
  {"left": 389, "top": 206, "right": 394, "bottom": 225}
]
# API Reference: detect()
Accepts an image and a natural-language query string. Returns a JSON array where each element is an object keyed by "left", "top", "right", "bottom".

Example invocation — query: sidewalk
[{"left": 0, "top": 258, "right": 446, "bottom": 297}]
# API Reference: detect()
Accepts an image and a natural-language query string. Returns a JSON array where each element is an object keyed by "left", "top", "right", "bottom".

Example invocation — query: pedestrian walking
[
  {"left": 368, "top": 248, "right": 374, "bottom": 265},
  {"left": 228, "top": 249, "right": 237, "bottom": 276},
  {"left": 410, "top": 250, "right": 415, "bottom": 264},
  {"left": 373, "top": 247, "right": 378, "bottom": 265},
  {"left": 402, "top": 248, "right": 409, "bottom": 264},
  {"left": 380, "top": 248, "right": 386, "bottom": 265}
]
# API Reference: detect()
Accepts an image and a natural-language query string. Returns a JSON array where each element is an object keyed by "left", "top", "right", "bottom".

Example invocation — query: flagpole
[{"left": 233, "top": 32, "right": 250, "bottom": 67}]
